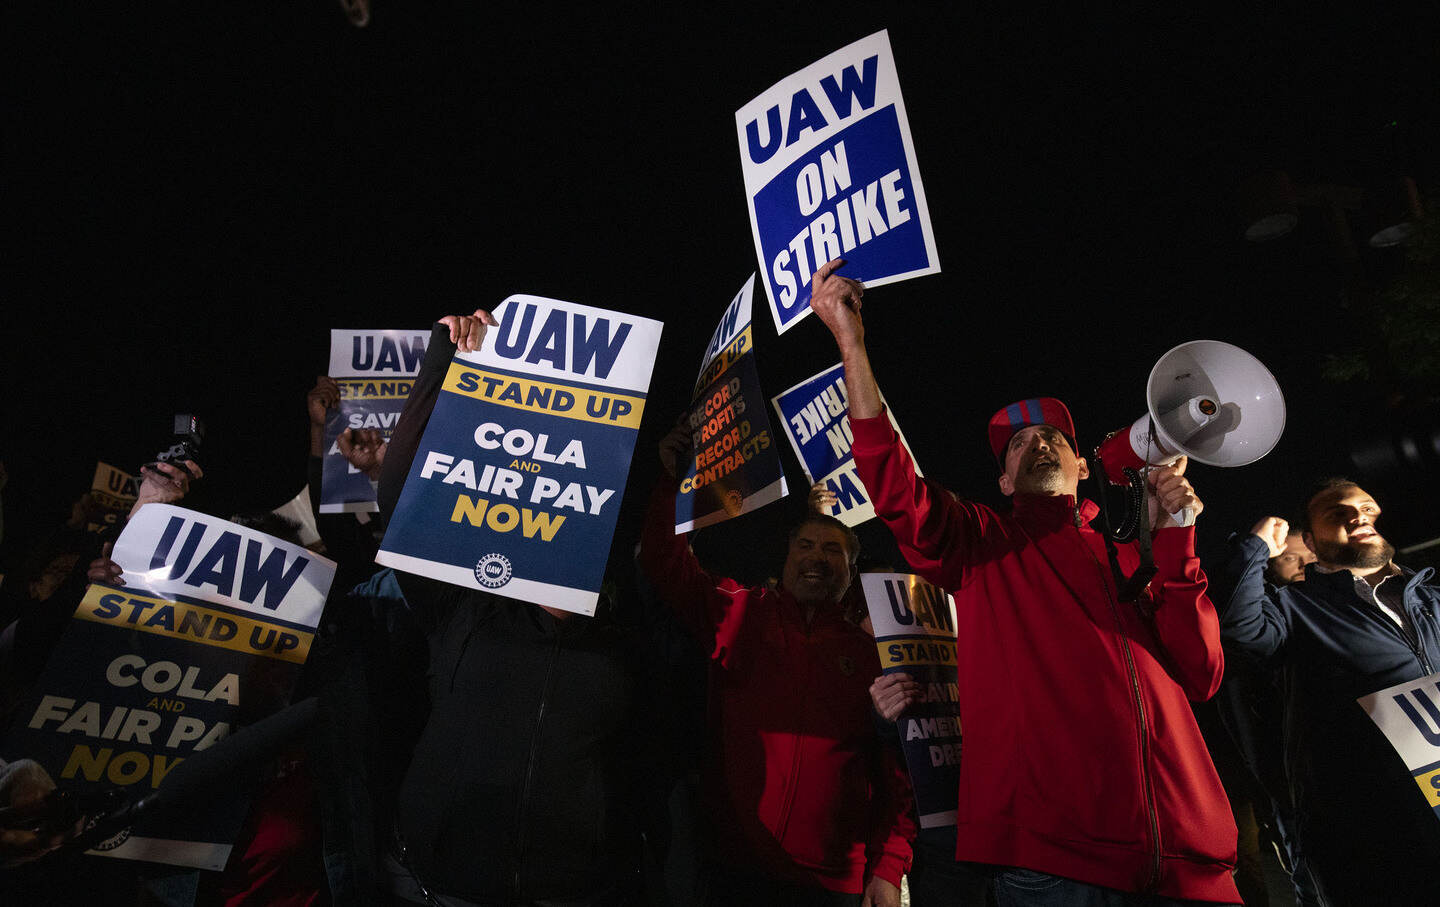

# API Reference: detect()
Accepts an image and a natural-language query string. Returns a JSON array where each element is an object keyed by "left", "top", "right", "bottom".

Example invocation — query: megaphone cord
[
  {"left": 1091, "top": 462, "right": 1157, "bottom": 603},
  {"left": 1091, "top": 469, "right": 1128, "bottom": 592}
]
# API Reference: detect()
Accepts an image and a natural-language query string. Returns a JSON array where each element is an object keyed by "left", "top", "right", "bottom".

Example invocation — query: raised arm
[
  {"left": 1140, "top": 458, "right": 1225, "bottom": 700},
  {"left": 810, "top": 259, "right": 991, "bottom": 591},
  {"left": 809, "top": 258, "right": 881, "bottom": 420},
  {"left": 637, "top": 420, "right": 747, "bottom": 651},
  {"left": 1216, "top": 517, "right": 1293, "bottom": 662},
  {"left": 376, "top": 310, "right": 496, "bottom": 616},
  {"left": 377, "top": 310, "right": 496, "bottom": 522}
]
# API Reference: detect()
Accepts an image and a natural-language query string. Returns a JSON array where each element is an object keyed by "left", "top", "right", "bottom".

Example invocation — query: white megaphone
[{"left": 1094, "top": 340, "right": 1286, "bottom": 532}]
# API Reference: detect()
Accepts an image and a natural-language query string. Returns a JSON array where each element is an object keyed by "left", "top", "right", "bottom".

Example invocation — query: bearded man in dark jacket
[{"left": 1220, "top": 479, "right": 1440, "bottom": 906}]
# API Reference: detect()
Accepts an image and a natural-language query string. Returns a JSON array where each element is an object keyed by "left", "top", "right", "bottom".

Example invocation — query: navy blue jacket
[{"left": 1218, "top": 533, "right": 1440, "bottom": 905}]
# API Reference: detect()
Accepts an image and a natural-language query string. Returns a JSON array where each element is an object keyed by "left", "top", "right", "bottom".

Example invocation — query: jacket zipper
[
  {"left": 1081, "top": 514, "right": 1162, "bottom": 891},
  {"left": 1398, "top": 602, "right": 1433, "bottom": 675},
  {"left": 512, "top": 634, "right": 561, "bottom": 901},
  {"left": 772, "top": 603, "right": 808, "bottom": 846},
  {"left": 1403, "top": 620, "right": 1433, "bottom": 675}
]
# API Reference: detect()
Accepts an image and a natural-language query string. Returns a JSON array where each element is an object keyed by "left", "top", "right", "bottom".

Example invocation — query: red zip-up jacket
[
  {"left": 640, "top": 476, "right": 915, "bottom": 893},
  {"left": 851, "top": 411, "right": 1238, "bottom": 902}
]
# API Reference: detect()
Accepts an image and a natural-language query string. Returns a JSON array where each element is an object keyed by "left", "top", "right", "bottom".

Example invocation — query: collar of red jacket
[{"left": 1011, "top": 493, "right": 1100, "bottom": 528}]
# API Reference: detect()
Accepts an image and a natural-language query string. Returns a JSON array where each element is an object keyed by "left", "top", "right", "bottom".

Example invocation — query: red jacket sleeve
[
  {"left": 637, "top": 473, "right": 749, "bottom": 662},
  {"left": 865, "top": 737, "right": 916, "bottom": 888},
  {"left": 850, "top": 408, "right": 996, "bottom": 593},
  {"left": 1147, "top": 527, "right": 1225, "bottom": 701}
]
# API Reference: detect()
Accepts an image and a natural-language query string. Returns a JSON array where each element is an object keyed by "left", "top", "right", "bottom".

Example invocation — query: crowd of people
[{"left": 0, "top": 262, "right": 1436, "bottom": 907}]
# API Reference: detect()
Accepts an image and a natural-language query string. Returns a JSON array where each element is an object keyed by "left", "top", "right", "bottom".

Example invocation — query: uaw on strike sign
[
  {"left": 737, "top": 29, "right": 939, "bottom": 334},
  {"left": 772, "top": 362, "right": 921, "bottom": 527},
  {"left": 1, "top": 505, "right": 333, "bottom": 869},
  {"left": 378, "top": 295, "right": 662, "bottom": 616}
]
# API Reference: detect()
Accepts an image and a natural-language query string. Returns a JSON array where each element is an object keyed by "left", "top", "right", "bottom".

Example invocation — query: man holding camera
[{"left": 810, "top": 259, "right": 1239, "bottom": 905}]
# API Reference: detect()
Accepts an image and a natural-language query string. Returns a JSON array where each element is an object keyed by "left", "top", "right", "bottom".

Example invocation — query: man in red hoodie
[
  {"left": 641, "top": 426, "right": 915, "bottom": 907},
  {"left": 810, "top": 259, "right": 1239, "bottom": 906}
]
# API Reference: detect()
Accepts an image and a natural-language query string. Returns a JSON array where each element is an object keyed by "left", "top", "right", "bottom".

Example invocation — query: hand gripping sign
[
  {"left": 675, "top": 274, "right": 788, "bottom": 532},
  {"left": 1359, "top": 671, "right": 1440, "bottom": 822},
  {"left": 864, "top": 573, "right": 961, "bottom": 828},
  {"left": 0, "top": 505, "right": 334, "bottom": 869},
  {"left": 377, "top": 295, "right": 663, "bottom": 616},
  {"left": 736, "top": 29, "right": 939, "bottom": 335},
  {"left": 320, "top": 329, "right": 430, "bottom": 513},
  {"left": 771, "top": 362, "right": 922, "bottom": 527}
]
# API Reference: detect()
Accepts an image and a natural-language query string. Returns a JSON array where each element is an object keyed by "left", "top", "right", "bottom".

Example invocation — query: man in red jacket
[
  {"left": 810, "top": 259, "right": 1239, "bottom": 906},
  {"left": 640, "top": 425, "right": 915, "bottom": 907}
]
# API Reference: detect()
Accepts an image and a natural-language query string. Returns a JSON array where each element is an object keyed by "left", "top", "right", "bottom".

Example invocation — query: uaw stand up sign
[
  {"left": 378, "top": 295, "right": 663, "bottom": 616},
  {"left": 737, "top": 29, "right": 939, "bottom": 335},
  {"left": 86, "top": 461, "right": 139, "bottom": 534},
  {"left": 1, "top": 505, "right": 334, "bottom": 869},
  {"left": 863, "top": 572, "right": 961, "bottom": 828},
  {"left": 320, "top": 328, "right": 430, "bottom": 514}
]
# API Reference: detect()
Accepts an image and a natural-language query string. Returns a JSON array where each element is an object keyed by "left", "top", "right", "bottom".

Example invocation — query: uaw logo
[
  {"left": 474, "top": 553, "right": 513, "bottom": 589},
  {"left": 92, "top": 826, "right": 132, "bottom": 852}
]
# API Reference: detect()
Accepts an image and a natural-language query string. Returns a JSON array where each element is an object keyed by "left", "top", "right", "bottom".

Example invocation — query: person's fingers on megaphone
[
  {"left": 1147, "top": 456, "right": 1203, "bottom": 528},
  {"left": 1249, "top": 516, "right": 1289, "bottom": 558}
]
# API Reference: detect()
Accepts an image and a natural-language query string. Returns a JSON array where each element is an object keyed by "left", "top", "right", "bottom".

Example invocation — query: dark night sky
[{"left": 6, "top": 4, "right": 1438, "bottom": 579}]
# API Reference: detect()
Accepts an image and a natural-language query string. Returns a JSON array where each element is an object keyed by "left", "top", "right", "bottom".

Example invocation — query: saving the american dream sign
[{"left": 320, "top": 328, "right": 429, "bottom": 514}]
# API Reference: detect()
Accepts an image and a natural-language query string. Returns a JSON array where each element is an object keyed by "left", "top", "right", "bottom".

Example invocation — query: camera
[{"left": 145, "top": 414, "right": 205, "bottom": 477}]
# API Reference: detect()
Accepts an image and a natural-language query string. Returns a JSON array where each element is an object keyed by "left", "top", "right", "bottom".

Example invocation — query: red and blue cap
[{"left": 988, "top": 397, "right": 1077, "bottom": 464}]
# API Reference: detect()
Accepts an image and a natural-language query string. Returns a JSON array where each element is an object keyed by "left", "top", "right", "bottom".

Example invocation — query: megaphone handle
[{"left": 1140, "top": 466, "right": 1196, "bottom": 528}]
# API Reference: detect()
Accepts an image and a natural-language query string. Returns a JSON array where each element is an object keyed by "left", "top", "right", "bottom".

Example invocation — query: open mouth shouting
[{"left": 1027, "top": 455, "right": 1059, "bottom": 473}]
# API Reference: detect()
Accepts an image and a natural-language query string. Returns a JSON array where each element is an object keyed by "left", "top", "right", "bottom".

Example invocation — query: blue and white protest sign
[
  {"left": 1359, "top": 671, "right": 1440, "bottom": 822},
  {"left": 676, "top": 274, "right": 787, "bottom": 533},
  {"left": 376, "top": 295, "right": 663, "bottom": 616},
  {"left": 771, "top": 362, "right": 921, "bottom": 526},
  {"left": 864, "top": 572, "right": 960, "bottom": 829},
  {"left": 0, "top": 505, "right": 333, "bottom": 869},
  {"left": 320, "top": 329, "right": 429, "bottom": 513},
  {"left": 736, "top": 29, "right": 939, "bottom": 335}
]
